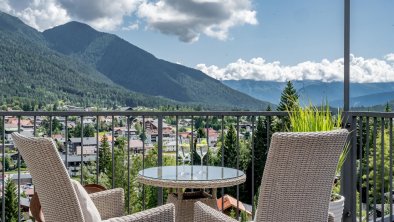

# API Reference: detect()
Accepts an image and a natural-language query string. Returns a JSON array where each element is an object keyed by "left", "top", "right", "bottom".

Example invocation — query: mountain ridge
[
  {"left": 0, "top": 12, "right": 178, "bottom": 109},
  {"left": 43, "top": 21, "right": 270, "bottom": 109},
  {"left": 223, "top": 79, "right": 394, "bottom": 108},
  {"left": 0, "top": 11, "right": 272, "bottom": 110}
]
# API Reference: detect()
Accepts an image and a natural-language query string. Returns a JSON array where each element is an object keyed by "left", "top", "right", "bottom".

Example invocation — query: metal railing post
[
  {"left": 344, "top": 0, "right": 350, "bottom": 112},
  {"left": 111, "top": 116, "right": 115, "bottom": 189},
  {"left": 96, "top": 115, "right": 99, "bottom": 184},
  {"left": 17, "top": 116, "right": 21, "bottom": 222},
  {"left": 342, "top": 114, "right": 357, "bottom": 222},
  {"left": 157, "top": 115, "right": 163, "bottom": 205},
  {"left": 80, "top": 116, "right": 84, "bottom": 184},
  {"left": 2, "top": 116, "right": 5, "bottom": 222}
]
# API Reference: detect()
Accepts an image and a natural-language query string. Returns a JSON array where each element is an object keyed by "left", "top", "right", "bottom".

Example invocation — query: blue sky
[
  {"left": 113, "top": 0, "right": 344, "bottom": 67},
  {"left": 1, "top": 0, "right": 394, "bottom": 82},
  {"left": 113, "top": 0, "right": 393, "bottom": 67}
]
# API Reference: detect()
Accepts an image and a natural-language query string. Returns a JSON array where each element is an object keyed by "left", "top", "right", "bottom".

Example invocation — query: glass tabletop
[{"left": 138, "top": 165, "right": 244, "bottom": 181}]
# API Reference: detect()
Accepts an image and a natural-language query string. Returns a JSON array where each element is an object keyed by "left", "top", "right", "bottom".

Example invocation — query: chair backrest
[
  {"left": 12, "top": 133, "right": 85, "bottom": 222},
  {"left": 255, "top": 129, "right": 349, "bottom": 222}
]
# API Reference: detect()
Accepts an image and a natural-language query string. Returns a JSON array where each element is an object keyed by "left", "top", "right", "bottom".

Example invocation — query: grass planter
[{"left": 329, "top": 194, "right": 345, "bottom": 222}]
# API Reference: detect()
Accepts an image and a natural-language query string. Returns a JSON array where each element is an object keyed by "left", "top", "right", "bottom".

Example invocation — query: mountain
[
  {"left": 221, "top": 80, "right": 285, "bottom": 105},
  {"left": 0, "top": 11, "right": 175, "bottom": 108},
  {"left": 43, "top": 21, "right": 270, "bottom": 110},
  {"left": 223, "top": 80, "right": 394, "bottom": 107},
  {"left": 331, "top": 91, "right": 394, "bottom": 107},
  {"left": 0, "top": 11, "right": 44, "bottom": 43}
]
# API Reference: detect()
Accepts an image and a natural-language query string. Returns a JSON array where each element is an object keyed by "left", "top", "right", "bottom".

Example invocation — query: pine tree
[
  {"left": 1, "top": 156, "right": 11, "bottom": 171},
  {"left": 253, "top": 115, "right": 271, "bottom": 193},
  {"left": 276, "top": 81, "right": 299, "bottom": 131},
  {"left": 110, "top": 137, "right": 126, "bottom": 188},
  {"left": 217, "top": 125, "right": 237, "bottom": 168},
  {"left": 385, "top": 102, "right": 391, "bottom": 112},
  {"left": 216, "top": 125, "right": 238, "bottom": 198},
  {"left": 277, "top": 81, "right": 298, "bottom": 111},
  {"left": 384, "top": 102, "right": 392, "bottom": 128},
  {"left": 0, "top": 178, "right": 18, "bottom": 222},
  {"left": 99, "top": 135, "right": 111, "bottom": 174},
  {"left": 72, "top": 123, "right": 95, "bottom": 137},
  {"left": 243, "top": 106, "right": 273, "bottom": 203}
]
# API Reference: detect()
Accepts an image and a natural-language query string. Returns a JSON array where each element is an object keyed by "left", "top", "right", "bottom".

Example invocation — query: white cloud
[
  {"left": 196, "top": 54, "right": 394, "bottom": 83},
  {"left": 137, "top": 0, "right": 258, "bottom": 42},
  {"left": 0, "top": 0, "right": 141, "bottom": 31},
  {"left": 2, "top": 0, "right": 71, "bottom": 31},
  {"left": 385, "top": 53, "right": 394, "bottom": 62},
  {"left": 58, "top": 0, "right": 142, "bottom": 31},
  {"left": 0, "top": 0, "right": 12, "bottom": 13},
  {"left": 1, "top": 0, "right": 256, "bottom": 42},
  {"left": 122, "top": 21, "right": 140, "bottom": 31}
]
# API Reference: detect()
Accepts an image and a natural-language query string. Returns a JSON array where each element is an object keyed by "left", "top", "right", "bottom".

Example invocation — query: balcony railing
[
  {"left": 343, "top": 112, "right": 394, "bottom": 222},
  {"left": 1, "top": 110, "right": 392, "bottom": 222},
  {"left": 0, "top": 111, "right": 287, "bottom": 221}
]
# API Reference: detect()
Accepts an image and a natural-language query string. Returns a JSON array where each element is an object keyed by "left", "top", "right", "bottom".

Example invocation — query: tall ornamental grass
[
  {"left": 288, "top": 101, "right": 341, "bottom": 132},
  {"left": 287, "top": 100, "right": 348, "bottom": 177}
]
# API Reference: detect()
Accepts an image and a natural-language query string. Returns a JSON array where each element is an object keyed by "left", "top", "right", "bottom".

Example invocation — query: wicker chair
[
  {"left": 194, "top": 130, "right": 349, "bottom": 222},
  {"left": 12, "top": 133, "right": 175, "bottom": 222}
]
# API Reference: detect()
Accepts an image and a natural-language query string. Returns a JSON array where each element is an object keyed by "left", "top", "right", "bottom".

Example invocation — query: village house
[
  {"left": 60, "top": 153, "right": 97, "bottom": 177},
  {"left": 207, "top": 128, "right": 219, "bottom": 147},
  {"left": 164, "top": 140, "right": 177, "bottom": 152},
  {"left": 52, "top": 134, "right": 66, "bottom": 144},
  {"left": 68, "top": 137, "right": 98, "bottom": 155},
  {"left": 128, "top": 139, "right": 154, "bottom": 154},
  {"left": 11, "top": 173, "right": 32, "bottom": 186},
  {"left": 217, "top": 195, "right": 253, "bottom": 221},
  {"left": 146, "top": 119, "right": 174, "bottom": 143}
]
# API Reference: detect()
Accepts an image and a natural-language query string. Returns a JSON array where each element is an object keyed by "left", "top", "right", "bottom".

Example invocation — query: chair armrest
[
  {"left": 102, "top": 203, "right": 175, "bottom": 222},
  {"left": 89, "top": 188, "right": 124, "bottom": 219},
  {"left": 194, "top": 201, "right": 238, "bottom": 222},
  {"left": 328, "top": 212, "right": 335, "bottom": 222}
]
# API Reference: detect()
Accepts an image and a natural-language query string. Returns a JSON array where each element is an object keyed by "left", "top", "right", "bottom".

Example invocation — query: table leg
[
  {"left": 177, "top": 188, "right": 183, "bottom": 200},
  {"left": 212, "top": 188, "right": 217, "bottom": 198}
]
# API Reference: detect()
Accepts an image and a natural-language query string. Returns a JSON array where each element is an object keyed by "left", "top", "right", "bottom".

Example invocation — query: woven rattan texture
[
  {"left": 194, "top": 201, "right": 237, "bottom": 222},
  {"left": 193, "top": 130, "right": 349, "bottom": 222},
  {"left": 255, "top": 130, "right": 349, "bottom": 222},
  {"left": 12, "top": 133, "right": 85, "bottom": 222},
  {"left": 167, "top": 191, "right": 218, "bottom": 222},
  {"left": 89, "top": 188, "right": 125, "bottom": 220},
  {"left": 102, "top": 203, "right": 175, "bottom": 222},
  {"left": 12, "top": 133, "right": 176, "bottom": 222}
]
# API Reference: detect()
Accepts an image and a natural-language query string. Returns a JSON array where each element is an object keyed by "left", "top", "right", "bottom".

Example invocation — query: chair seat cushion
[{"left": 71, "top": 179, "right": 102, "bottom": 222}]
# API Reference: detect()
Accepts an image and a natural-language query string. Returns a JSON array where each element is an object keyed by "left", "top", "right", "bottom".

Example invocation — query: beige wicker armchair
[
  {"left": 12, "top": 133, "right": 175, "bottom": 222},
  {"left": 194, "top": 130, "right": 349, "bottom": 222}
]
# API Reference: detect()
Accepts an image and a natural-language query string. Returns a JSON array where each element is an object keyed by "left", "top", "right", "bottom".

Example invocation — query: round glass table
[
  {"left": 137, "top": 165, "right": 246, "bottom": 222},
  {"left": 137, "top": 165, "right": 246, "bottom": 189}
]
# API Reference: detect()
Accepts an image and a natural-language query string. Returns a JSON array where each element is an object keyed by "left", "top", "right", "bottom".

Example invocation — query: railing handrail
[
  {"left": 0, "top": 111, "right": 289, "bottom": 117},
  {"left": 345, "top": 111, "right": 394, "bottom": 118}
]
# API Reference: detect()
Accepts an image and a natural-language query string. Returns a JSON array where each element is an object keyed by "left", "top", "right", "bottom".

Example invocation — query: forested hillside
[
  {"left": 43, "top": 22, "right": 271, "bottom": 110},
  {"left": 0, "top": 12, "right": 175, "bottom": 109}
]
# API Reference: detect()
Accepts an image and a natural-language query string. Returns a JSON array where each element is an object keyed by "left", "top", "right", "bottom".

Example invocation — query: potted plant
[
  {"left": 329, "top": 148, "right": 348, "bottom": 222},
  {"left": 287, "top": 101, "right": 348, "bottom": 222}
]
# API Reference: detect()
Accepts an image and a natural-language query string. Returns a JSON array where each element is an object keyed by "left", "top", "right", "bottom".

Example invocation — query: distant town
[{"left": 1, "top": 104, "right": 256, "bottom": 220}]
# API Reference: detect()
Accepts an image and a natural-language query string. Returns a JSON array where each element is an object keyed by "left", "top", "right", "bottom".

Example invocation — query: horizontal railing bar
[
  {"left": 0, "top": 111, "right": 289, "bottom": 117},
  {"left": 347, "top": 111, "right": 394, "bottom": 118}
]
